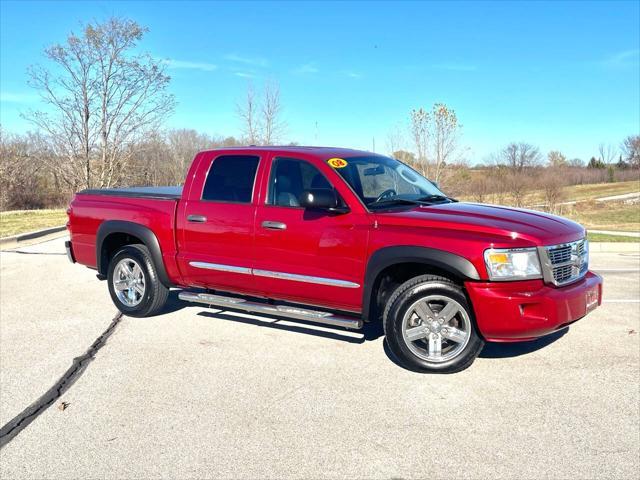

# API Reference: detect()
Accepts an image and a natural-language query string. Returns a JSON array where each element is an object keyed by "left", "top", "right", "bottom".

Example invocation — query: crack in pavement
[{"left": 0, "top": 312, "right": 124, "bottom": 449}]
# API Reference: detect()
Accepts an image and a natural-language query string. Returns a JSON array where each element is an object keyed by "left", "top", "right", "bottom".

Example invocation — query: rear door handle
[
  {"left": 261, "top": 221, "right": 287, "bottom": 230},
  {"left": 187, "top": 215, "right": 207, "bottom": 223}
]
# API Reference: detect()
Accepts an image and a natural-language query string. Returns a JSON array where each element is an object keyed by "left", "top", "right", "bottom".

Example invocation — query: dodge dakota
[{"left": 66, "top": 146, "right": 602, "bottom": 372}]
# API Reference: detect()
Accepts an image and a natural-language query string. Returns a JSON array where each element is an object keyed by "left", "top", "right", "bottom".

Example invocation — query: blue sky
[{"left": 1, "top": 0, "right": 639, "bottom": 163}]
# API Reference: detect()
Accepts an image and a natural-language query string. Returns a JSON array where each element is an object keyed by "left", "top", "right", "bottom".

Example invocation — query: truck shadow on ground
[
  {"left": 196, "top": 310, "right": 370, "bottom": 344},
  {"left": 479, "top": 328, "right": 568, "bottom": 358},
  {"left": 193, "top": 306, "right": 568, "bottom": 359},
  {"left": 382, "top": 328, "right": 568, "bottom": 372},
  {"left": 157, "top": 290, "right": 189, "bottom": 315}
]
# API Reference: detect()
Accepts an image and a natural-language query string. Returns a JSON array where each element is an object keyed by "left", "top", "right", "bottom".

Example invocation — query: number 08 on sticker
[{"left": 327, "top": 158, "right": 348, "bottom": 169}]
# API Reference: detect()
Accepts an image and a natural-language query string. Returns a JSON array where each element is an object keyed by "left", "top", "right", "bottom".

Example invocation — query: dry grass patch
[
  {"left": 0, "top": 209, "right": 67, "bottom": 237},
  {"left": 565, "top": 201, "right": 640, "bottom": 232}
]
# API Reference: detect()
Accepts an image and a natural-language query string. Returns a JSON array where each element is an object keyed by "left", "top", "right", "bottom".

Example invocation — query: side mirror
[{"left": 299, "top": 189, "right": 349, "bottom": 214}]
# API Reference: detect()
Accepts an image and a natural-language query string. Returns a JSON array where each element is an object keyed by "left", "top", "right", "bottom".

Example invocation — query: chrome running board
[{"left": 178, "top": 291, "right": 363, "bottom": 330}]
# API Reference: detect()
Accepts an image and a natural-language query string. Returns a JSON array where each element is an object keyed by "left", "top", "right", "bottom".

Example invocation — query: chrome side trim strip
[
  {"left": 188, "top": 262, "right": 360, "bottom": 289},
  {"left": 253, "top": 269, "right": 360, "bottom": 289},
  {"left": 189, "top": 262, "right": 252, "bottom": 275}
]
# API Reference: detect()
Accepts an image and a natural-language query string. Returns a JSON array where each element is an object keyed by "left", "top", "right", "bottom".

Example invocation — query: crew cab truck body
[{"left": 66, "top": 147, "right": 603, "bottom": 372}]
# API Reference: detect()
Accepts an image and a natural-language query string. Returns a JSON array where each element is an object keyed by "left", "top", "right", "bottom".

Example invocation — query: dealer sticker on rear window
[{"left": 327, "top": 158, "right": 348, "bottom": 169}]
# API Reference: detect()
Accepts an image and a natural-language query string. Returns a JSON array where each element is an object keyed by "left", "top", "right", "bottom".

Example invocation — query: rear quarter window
[{"left": 202, "top": 155, "right": 260, "bottom": 203}]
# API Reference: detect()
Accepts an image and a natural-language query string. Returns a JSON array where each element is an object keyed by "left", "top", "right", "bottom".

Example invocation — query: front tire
[
  {"left": 107, "top": 244, "right": 169, "bottom": 317},
  {"left": 383, "top": 275, "right": 484, "bottom": 373}
]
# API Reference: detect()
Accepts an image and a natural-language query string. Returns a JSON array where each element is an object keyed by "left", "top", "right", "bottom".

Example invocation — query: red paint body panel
[
  {"left": 175, "top": 151, "right": 265, "bottom": 295},
  {"left": 67, "top": 146, "right": 602, "bottom": 341},
  {"left": 466, "top": 272, "right": 603, "bottom": 341},
  {"left": 68, "top": 195, "right": 181, "bottom": 281},
  {"left": 251, "top": 152, "right": 370, "bottom": 312},
  {"left": 372, "top": 203, "right": 586, "bottom": 281}
]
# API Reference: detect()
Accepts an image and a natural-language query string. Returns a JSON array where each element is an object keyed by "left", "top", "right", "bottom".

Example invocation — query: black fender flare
[
  {"left": 96, "top": 220, "right": 173, "bottom": 287},
  {"left": 362, "top": 245, "right": 480, "bottom": 321}
]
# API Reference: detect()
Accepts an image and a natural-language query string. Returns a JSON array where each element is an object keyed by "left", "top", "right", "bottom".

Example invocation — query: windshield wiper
[
  {"left": 368, "top": 195, "right": 457, "bottom": 209},
  {"left": 368, "top": 198, "right": 422, "bottom": 208},
  {"left": 416, "top": 194, "right": 457, "bottom": 203}
]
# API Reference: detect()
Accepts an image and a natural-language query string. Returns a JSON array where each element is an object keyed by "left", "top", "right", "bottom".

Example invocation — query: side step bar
[{"left": 178, "top": 291, "right": 362, "bottom": 330}]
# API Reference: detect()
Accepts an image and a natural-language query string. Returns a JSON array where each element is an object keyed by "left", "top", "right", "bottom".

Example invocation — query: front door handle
[
  {"left": 261, "top": 221, "right": 287, "bottom": 230},
  {"left": 187, "top": 215, "right": 207, "bottom": 223}
]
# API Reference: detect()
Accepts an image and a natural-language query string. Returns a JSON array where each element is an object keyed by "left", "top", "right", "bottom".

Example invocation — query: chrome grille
[
  {"left": 547, "top": 241, "right": 586, "bottom": 265},
  {"left": 539, "top": 238, "right": 588, "bottom": 286},
  {"left": 553, "top": 264, "right": 574, "bottom": 284},
  {"left": 548, "top": 246, "right": 571, "bottom": 264}
]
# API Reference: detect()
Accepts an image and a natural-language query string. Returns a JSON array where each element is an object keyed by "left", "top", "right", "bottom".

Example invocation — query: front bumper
[{"left": 465, "top": 271, "right": 602, "bottom": 342}]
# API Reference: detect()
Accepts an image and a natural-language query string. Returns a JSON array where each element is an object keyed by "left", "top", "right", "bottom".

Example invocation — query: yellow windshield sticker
[{"left": 327, "top": 158, "right": 348, "bottom": 169}]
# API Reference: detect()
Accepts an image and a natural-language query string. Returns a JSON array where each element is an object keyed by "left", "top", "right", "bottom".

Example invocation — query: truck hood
[{"left": 375, "top": 202, "right": 586, "bottom": 246}]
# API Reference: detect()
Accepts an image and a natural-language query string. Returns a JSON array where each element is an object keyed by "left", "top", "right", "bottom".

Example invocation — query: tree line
[{"left": 1, "top": 16, "right": 638, "bottom": 211}]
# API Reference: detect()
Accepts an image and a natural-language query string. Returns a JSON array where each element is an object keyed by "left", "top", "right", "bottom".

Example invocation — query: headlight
[{"left": 484, "top": 247, "right": 542, "bottom": 281}]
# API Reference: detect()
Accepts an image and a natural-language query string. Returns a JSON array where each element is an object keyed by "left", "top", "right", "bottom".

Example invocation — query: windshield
[{"left": 329, "top": 155, "right": 450, "bottom": 209}]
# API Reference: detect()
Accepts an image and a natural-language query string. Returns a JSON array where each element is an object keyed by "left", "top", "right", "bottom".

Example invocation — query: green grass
[
  {"left": 565, "top": 202, "right": 640, "bottom": 232},
  {"left": 0, "top": 209, "right": 67, "bottom": 237},
  {"left": 587, "top": 232, "right": 640, "bottom": 243}
]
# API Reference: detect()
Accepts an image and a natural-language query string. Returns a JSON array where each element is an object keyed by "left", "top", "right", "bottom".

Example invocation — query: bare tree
[
  {"left": 236, "top": 84, "right": 260, "bottom": 144},
  {"left": 24, "top": 17, "right": 175, "bottom": 190},
  {"left": 393, "top": 150, "right": 417, "bottom": 164},
  {"left": 495, "top": 142, "right": 542, "bottom": 172},
  {"left": 386, "top": 123, "right": 406, "bottom": 156},
  {"left": 567, "top": 158, "right": 585, "bottom": 168},
  {"left": 261, "top": 81, "right": 286, "bottom": 145},
  {"left": 539, "top": 170, "right": 566, "bottom": 213},
  {"left": 0, "top": 128, "right": 66, "bottom": 210},
  {"left": 237, "top": 81, "right": 286, "bottom": 146},
  {"left": 166, "top": 129, "right": 213, "bottom": 183},
  {"left": 621, "top": 135, "right": 640, "bottom": 168},
  {"left": 410, "top": 107, "right": 429, "bottom": 175},
  {"left": 598, "top": 143, "right": 616, "bottom": 165},
  {"left": 466, "top": 176, "right": 487, "bottom": 203},
  {"left": 547, "top": 150, "right": 567, "bottom": 167},
  {"left": 409, "top": 104, "right": 463, "bottom": 181},
  {"left": 489, "top": 171, "right": 509, "bottom": 205},
  {"left": 504, "top": 172, "right": 531, "bottom": 207},
  {"left": 430, "top": 103, "right": 462, "bottom": 182}
]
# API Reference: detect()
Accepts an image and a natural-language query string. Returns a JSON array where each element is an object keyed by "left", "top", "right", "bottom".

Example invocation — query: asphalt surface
[{"left": 0, "top": 237, "right": 638, "bottom": 479}]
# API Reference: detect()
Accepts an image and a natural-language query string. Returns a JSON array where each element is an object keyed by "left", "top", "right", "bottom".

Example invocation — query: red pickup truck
[{"left": 66, "top": 146, "right": 602, "bottom": 373}]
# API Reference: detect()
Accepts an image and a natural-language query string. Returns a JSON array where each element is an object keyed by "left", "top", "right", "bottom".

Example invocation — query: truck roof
[{"left": 201, "top": 146, "right": 380, "bottom": 158}]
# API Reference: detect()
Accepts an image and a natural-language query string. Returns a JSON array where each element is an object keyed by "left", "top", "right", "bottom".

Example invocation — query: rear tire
[
  {"left": 383, "top": 274, "right": 484, "bottom": 373},
  {"left": 107, "top": 244, "right": 169, "bottom": 317}
]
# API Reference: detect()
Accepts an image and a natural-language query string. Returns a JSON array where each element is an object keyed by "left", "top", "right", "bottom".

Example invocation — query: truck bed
[
  {"left": 69, "top": 187, "right": 181, "bottom": 278},
  {"left": 79, "top": 186, "right": 182, "bottom": 200}
]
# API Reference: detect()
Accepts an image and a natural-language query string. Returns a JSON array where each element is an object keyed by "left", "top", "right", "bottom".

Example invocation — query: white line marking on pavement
[
  {"left": 593, "top": 269, "right": 640, "bottom": 272},
  {"left": 603, "top": 300, "right": 640, "bottom": 303}
]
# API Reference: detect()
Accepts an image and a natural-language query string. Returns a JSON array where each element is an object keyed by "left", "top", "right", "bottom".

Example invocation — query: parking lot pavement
[{"left": 0, "top": 237, "right": 638, "bottom": 479}]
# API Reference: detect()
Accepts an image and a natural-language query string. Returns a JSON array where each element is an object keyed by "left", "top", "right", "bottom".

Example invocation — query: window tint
[
  {"left": 202, "top": 155, "right": 259, "bottom": 203},
  {"left": 268, "top": 157, "right": 334, "bottom": 207}
]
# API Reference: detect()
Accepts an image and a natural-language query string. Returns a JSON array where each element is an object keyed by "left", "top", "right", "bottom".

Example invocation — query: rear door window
[{"left": 202, "top": 155, "right": 260, "bottom": 203}]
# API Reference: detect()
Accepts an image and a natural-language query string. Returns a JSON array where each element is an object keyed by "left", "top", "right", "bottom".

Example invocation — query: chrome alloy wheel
[
  {"left": 401, "top": 295, "right": 471, "bottom": 363},
  {"left": 112, "top": 258, "right": 146, "bottom": 307}
]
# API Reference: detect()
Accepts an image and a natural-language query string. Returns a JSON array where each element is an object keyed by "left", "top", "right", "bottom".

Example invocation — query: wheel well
[
  {"left": 367, "top": 262, "right": 463, "bottom": 323},
  {"left": 99, "top": 232, "right": 144, "bottom": 276}
]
